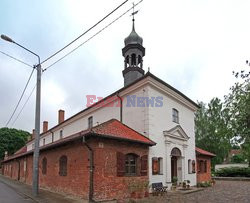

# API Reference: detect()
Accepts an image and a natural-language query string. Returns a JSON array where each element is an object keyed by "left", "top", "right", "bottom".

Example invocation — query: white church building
[{"left": 24, "top": 18, "right": 199, "bottom": 189}]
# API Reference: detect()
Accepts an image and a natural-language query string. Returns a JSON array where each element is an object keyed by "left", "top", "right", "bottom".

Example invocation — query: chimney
[
  {"left": 32, "top": 129, "right": 35, "bottom": 139},
  {"left": 43, "top": 121, "right": 48, "bottom": 133},
  {"left": 4, "top": 151, "right": 8, "bottom": 160},
  {"left": 58, "top": 110, "right": 65, "bottom": 124}
]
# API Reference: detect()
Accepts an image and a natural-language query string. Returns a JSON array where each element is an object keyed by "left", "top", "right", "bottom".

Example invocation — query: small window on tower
[
  {"left": 131, "top": 54, "right": 136, "bottom": 66},
  {"left": 126, "top": 55, "right": 129, "bottom": 67},
  {"left": 138, "top": 55, "right": 142, "bottom": 68}
]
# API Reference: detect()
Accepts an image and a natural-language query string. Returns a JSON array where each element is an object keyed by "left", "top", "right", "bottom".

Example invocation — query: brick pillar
[
  {"left": 43, "top": 121, "right": 48, "bottom": 133},
  {"left": 58, "top": 110, "right": 65, "bottom": 124}
]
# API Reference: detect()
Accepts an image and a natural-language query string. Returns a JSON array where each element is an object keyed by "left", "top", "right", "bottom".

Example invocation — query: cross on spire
[{"left": 131, "top": 2, "right": 139, "bottom": 21}]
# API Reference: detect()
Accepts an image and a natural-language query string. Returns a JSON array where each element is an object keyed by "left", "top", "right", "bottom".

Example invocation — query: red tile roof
[
  {"left": 196, "top": 147, "right": 216, "bottom": 157},
  {"left": 90, "top": 119, "right": 155, "bottom": 145},
  {"left": 2, "top": 119, "right": 155, "bottom": 163},
  {"left": 14, "top": 146, "right": 27, "bottom": 155}
]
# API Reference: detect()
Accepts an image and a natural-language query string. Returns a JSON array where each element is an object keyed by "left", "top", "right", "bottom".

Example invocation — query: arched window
[
  {"left": 126, "top": 55, "right": 129, "bottom": 68},
  {"left": 131, "top": 54, "right": 136, "bottom": 66},
  {"left": 171, "top": 147, "right": 181, "bottom": 157},
  {"left": 172, "top": 108, "right": 179, "bottom": 123},
  {"left": 125, "top": 153, "right": 137, "bottom": 176},
  {"left": 188, "top": 159, "right": 192, "bottom": 174},
  {"left": 42, "top": 157, "right": 47, "bottom": 175},
  {"left": 138, "top": 55, "right": 142, "bottom": 68},
  {"left": 59, "top": 155, "right": 67, "bottom": 176}
]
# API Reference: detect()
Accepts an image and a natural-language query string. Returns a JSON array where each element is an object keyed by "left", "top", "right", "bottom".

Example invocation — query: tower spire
[{"left": 122, "top": 6, "right": 145, "bottom": 87}]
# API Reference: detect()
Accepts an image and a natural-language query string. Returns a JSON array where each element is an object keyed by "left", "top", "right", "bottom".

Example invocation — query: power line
[
  {"left": 43, "top": 0, "right": 143, "bottom": 72},
  {"left": 5, "top": 0, "right": 143, "bottom": 124},
  {"left": 5, "top": 67, "right": 35, "bottom": 127},
  {"left": 11, "top": 84, "right": 36, "bottom": 127},
  {"left": 0, "top": 50, "right": 33, "bottom": 68},
  {"left": 41, "top": 0, "right": 129, "bottom": 65}
]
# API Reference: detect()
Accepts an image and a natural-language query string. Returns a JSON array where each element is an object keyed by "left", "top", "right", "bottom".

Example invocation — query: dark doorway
[
  {"left": 171, "top": 156, "right": 177, "bottom": 181},
  {"left": 170, "top": 147, "right": 181, "bottom": 182}
]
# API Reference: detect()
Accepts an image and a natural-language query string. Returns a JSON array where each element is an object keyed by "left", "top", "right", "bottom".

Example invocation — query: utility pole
[
  {"left": 1, "top": 34, "right": 41, "bottom": 196},
  {"left": 32, "top": 63, "right": 41, "bottom": 196}
]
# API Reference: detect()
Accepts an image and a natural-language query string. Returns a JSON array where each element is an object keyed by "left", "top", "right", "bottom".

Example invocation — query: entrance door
[{"left": 171, "top": 156, "right": 177, "bottom": 181}]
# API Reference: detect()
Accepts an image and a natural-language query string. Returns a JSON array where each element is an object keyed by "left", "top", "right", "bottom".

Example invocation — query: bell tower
[{"left": 122, "top": 13, "right": 145, "bottom": 87}]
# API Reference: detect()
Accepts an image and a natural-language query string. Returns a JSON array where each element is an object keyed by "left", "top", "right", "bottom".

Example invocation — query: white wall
[
  {"left": 26, "top": 76, "right": 198, "bottom": 187},
  {"left": 146, "top": 85, "right": 197, "bottom": 187}
]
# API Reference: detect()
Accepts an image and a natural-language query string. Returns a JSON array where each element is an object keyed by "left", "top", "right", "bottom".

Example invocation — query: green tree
[
  {"left": 225, "top": 69, "right": 250, "bottom": 166},
  {"left": 195, "top": 98, "right": 233, "bottom": 168},
  {"left": 0, "top": 127, "right": 30, "bottom": 161},
  {"left": 231, "top": 153, "right": 246, "bottom": 163}
]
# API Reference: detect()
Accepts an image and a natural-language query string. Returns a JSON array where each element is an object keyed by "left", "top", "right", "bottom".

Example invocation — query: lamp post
[{"left": 1, "top": 34, "right": 41, "bottom": 196}]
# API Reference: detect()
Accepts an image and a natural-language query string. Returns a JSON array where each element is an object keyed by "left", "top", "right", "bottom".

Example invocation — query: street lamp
[{"left": 1, "top": 34, "right": 41, "bottom": 196}]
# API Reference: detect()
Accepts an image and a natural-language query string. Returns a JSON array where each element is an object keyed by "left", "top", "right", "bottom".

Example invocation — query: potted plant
[
  {"left": 186, "top": 180, "right": 190, "bottom": 189},
  {"left": 143, "top": 181, "right": 149, "bottom": 197},
  {"left": 182, "top": 181, "right": 187, "bottom": 189},
  {"left": 171, "top": 176, "right": 178, "bottom": 190}
]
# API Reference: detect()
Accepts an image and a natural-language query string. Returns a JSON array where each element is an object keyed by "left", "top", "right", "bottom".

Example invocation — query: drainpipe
[
  {"left": 82, "top": 136, "right": 94, "bottom": 202},
  {"left": 116, "top": 93, "right": 123, "bottom": 123}
]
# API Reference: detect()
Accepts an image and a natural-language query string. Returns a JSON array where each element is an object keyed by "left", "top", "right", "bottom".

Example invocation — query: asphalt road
[{"left": 0, "top": 181, "right": 34, "bottom": 203}]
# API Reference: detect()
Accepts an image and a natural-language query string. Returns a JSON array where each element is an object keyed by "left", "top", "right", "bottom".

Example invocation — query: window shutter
[
  {"left": 152, "top": 157, "right": 159, "bottom": 175},
  {"left": 117, "top": 152, "right": 125, "bottom": 177},
  {"left": 192, "top": 160, "right": 196, "bottom": 173},
  {"left": 140, "top": 155, "right": 148, "bottom": 176}
]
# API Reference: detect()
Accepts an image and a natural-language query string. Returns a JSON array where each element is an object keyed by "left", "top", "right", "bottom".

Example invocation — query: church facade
[{"left": 1, "top": 19, "right": 199, "bottom": 201}]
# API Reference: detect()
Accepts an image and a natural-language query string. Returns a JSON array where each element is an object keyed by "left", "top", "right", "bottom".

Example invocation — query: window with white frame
[
  {"left": 172, "top": 108, "right": 179, "bottom": 123},
  {"left": 60, "top": 130, "right": 63, "bottom": 139},
  {"left": 88, "top": 116, "right": 93, "bottom": 129},
  {"left": 188, "top": 159, "right": 192, "bottom": 174},
  {"left": 51, "top": 132, "right": 54, "bottom": 143}
]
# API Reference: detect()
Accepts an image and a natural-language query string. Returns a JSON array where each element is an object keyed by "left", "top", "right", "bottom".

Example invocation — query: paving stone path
[{"left": 136, "top": 180, "right": 250, "bottom": 203}]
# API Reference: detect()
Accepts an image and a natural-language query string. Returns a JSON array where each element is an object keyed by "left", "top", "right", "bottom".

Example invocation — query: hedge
[{"left": 215, "top": 167, "right": 250, "bottom": 177}]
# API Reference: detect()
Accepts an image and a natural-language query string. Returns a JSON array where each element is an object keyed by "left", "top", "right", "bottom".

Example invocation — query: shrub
[
  {"left": 231, "top": 154, "right": 246, "bottom": 163},
  {"left": 215, "top": 167, "right": 250, "bottom": 177},
  {"left": 197, "top": 181, "right": 211, "bottom": 187}
]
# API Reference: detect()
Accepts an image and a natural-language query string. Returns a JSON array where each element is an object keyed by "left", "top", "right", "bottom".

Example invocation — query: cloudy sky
[{"left": 0, "top": 0, "right": 249, "bottom": 133}]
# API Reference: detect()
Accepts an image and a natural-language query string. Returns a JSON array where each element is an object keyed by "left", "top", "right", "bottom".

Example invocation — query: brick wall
[
  {"left": 2, "top": 137, "right": 149, "bottom": 201},
  {"left": 90, "top": 138, "right": 149, "bottom": 201},
  {"left": 196, "top": 155, "right": 212, "bottom": 183}
]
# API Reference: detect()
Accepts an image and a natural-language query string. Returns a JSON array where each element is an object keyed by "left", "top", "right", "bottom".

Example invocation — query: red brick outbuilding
[
  {"left": 1, "top": 119, "right": 155, "bottom": 202},
  {"left": 196, "top": 147, "right": 216, "bottom": 183}
]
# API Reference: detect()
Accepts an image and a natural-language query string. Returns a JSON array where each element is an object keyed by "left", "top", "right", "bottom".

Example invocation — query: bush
[
  {"left": 215, "top": 167, "right": 250, "bottom": 177},
  {"left": 231, "top": 154, "right": 246, "bottom": 163},
  {"left": 197, "top": 181, "right": 212, "bottom": 187}
]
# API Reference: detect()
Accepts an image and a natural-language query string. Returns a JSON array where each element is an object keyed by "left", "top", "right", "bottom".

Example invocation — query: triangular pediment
[{"left": 163, "top": 125, "right": 189, "bottom": 141}]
